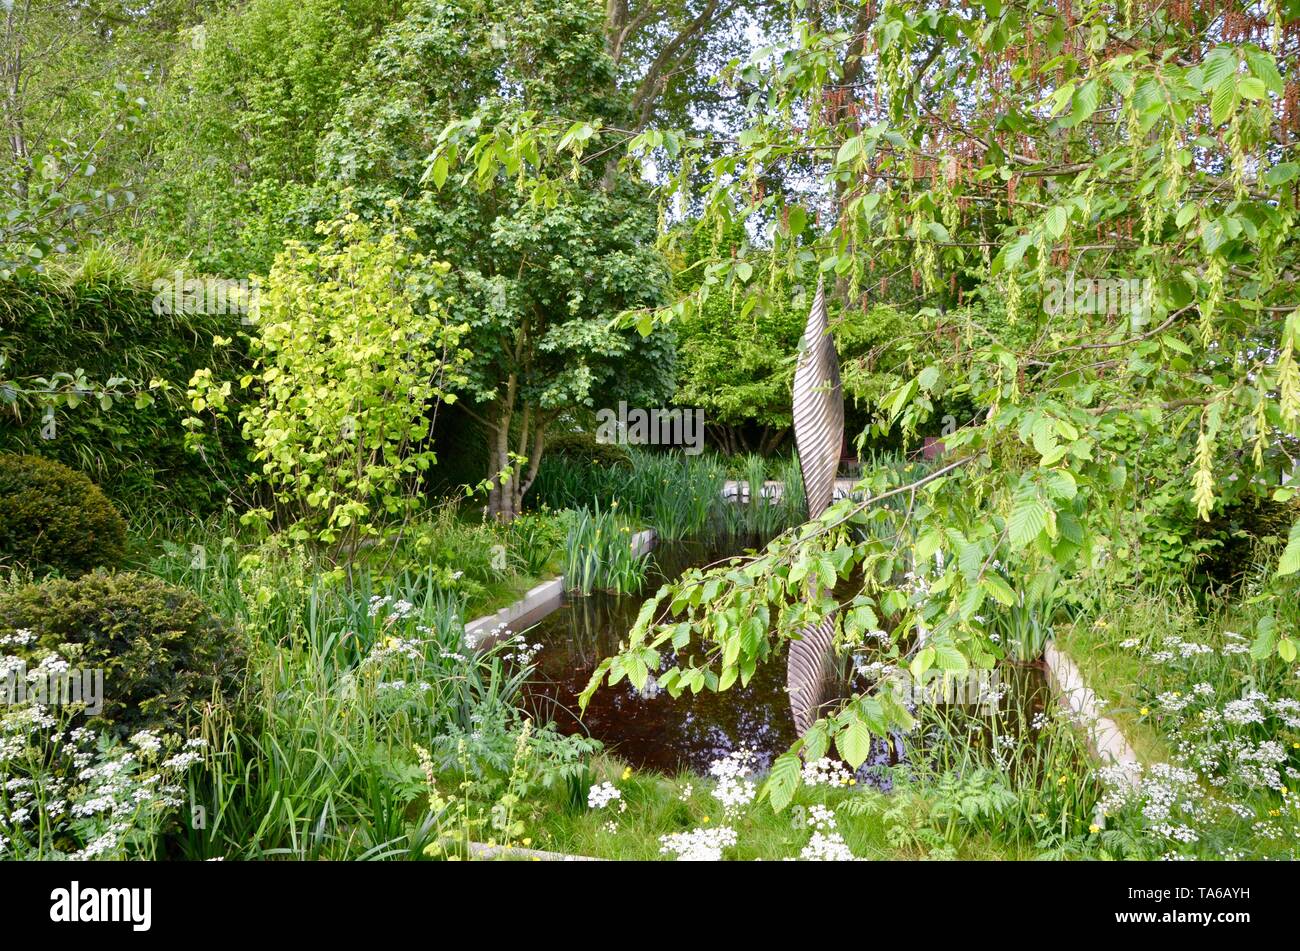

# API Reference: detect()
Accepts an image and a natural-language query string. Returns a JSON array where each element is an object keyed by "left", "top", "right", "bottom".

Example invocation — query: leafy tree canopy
[
  {"left": 447, "top": 0, "right": 1300, "bottom": 798},
  {"left": 323, "top": 0, "right": 676, "bottom": 519}
]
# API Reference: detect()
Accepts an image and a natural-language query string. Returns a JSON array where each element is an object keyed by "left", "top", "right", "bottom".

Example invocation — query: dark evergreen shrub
[{"left": 0, "top": 454, "right": 127, "bottom": 576}]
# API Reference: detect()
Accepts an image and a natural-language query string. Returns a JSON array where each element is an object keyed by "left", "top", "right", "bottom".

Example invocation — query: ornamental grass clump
[{"left": 563, "top": 505, "right": 648, "bottom": 595}]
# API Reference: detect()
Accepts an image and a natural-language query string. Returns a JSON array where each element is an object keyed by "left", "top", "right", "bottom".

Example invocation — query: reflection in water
[{"left": 518, "top": 536, "right": 800, "bottom": 775}]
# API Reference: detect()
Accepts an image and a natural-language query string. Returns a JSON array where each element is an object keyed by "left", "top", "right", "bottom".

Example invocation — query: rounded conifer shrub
[
  {"left": 0, "top": 571, "right": 243, "bottom": 735},
  {"left": 0, "top": 453, "right": 127, "bottom": 576}
]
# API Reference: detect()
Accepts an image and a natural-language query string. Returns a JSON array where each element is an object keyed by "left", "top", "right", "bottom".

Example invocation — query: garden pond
[{"left": 515, "top": 535, "right": 1057, "bottom": 777}]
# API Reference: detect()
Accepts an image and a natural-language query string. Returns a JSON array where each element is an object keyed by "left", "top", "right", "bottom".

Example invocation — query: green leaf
[
  {"left": 1210, "top": 77, "right": 1238, "bottom": 126},
  {"left": 430, "top": 155, "right": 449, "bottom": 189},
  {"left": 835, "top": 715, "right": 873, "bottom": 769},
  {"left": 1278, "top": 519, "right": 1300, "bottom": 576},
  {"left": 1239, "top": 77, "right": 1268, "bottom": 101},
  {"left": 932, "top": 641, "right": 969, "bottom": 672},
  {"left": 981, "top": 573, "right": 1016, "bottom": 606},
  {"left": 802, "top": 721, "right": 830, "bottom": 761},
  {"left": 1264, "top": 162, "right": 1300, "bottom": 187},
  {"left": 1251, "top": 615, "right": 1277, "bottom": 660},
  {"left": 910, "top": 646, "right": 936, "bottom": 680},
  {"left": 1246, "top": 49, "right": 1285, "bottom": 95},
  {"left": 1009, "top": 495, "right": 1050, "bottom": 549},
  {"left": 1068, "top": 79, "right": 1101, "bottom": 127},
  {"left": 764, "top": 752, "right": 802, "bottom": 812},
  {"left": 1044, "top": 206, "right": 1068, "bottom": 239},
  {"left": 836, "top": 135, "right": 864, "bottom": 165},
  {"left": 786, "top": 204, "right": 807, "bottom": 235}
]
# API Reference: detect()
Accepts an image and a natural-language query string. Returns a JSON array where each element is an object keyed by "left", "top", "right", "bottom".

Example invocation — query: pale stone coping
[
  {"left": 1043, "top": 642, "right": 1141, "bottom": 783},
  {"left": 462, "top": 528, "right": 657, "bottom": 651},
  {"left": 468, "top": 841, "right": 602, "bottom": 861}
]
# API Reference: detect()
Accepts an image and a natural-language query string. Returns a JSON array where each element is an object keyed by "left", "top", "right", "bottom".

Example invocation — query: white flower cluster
[
  {"left": 368, "top": 595, "right": 416, "bottom": 622},
  {"left": 463, "top": 621, "right": 511, "bottom": 651},
  {"left": 1128, "top": 633, "right": 1220, "bottom": 665},
  {"left": 501, "top": 633, "right": 543, "bottom": 667},
  {"left": 0, "top": 629, "right": 36, "bottom": 648},
  {"left": 360, "top": 635, "right": 425, "bottom": 668},
  {"left": 659, "top": 825, "right": 737, "bottom": 861},
  {"left": 801, "top": 757, "right": 853, "bottom": 788},
  {"left": 1097, "top": 761, "right": 1207, "bottom": 845},
  {"left": 1, "top": 670, "right": 205, "bottom": 859},
  {"left": 708, "top": 748, "right": 757, "bottom": 818},
  {"left": 798, "top": 804, "right": 856, "bottom": 861},
  {"left": 1222, "top": 696, "right": 1267, "bottom": 726},
  {"left": 587, "top": 781, "right": 621, "bottom": 810}
]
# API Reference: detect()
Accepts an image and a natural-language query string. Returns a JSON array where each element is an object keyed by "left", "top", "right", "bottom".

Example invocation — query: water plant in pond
[
  {"left": 636, "top": 451, "right": 727, "bottom": 541},
  {"left": 725, "top": 453, "right": 787, "bottom": 537},
  {"left": 988, "top": 570, "right": 1061, "bottom": 664},
  {"left": 562, "top": 505, "right": 649, "bottom": 596}
]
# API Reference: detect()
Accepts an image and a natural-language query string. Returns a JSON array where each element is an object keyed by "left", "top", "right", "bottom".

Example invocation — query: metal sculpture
[{"left": 786, "top": 278, "right": 845, "bottom": 735}]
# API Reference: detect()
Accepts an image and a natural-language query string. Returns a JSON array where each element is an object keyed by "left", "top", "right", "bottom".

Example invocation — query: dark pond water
[
  {"left": 516, "top": 534, "right": 1056, "bottom": 779},
  {"left": 517, "top": 535, "right": 801, "bottom": 775}
]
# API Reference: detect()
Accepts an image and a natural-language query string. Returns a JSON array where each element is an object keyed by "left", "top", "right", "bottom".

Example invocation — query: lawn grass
[
  {"left": 1054, "top": 619, "right": 1170, "bottom": 765},
  {"left": 524, "top": 756, "right": 1033, "bottom": 860}
]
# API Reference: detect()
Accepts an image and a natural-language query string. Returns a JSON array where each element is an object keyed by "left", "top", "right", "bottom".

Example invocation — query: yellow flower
[
  {"left": 1140, "top": 706, "right": 1149, "bottom": 716},
  {"left": 621, "top": 766, "right": 632, "bottom": 781},
  {"left": 701, "top": 815, "right": 710, "bottom": 823},
  {"left": 522, "top": 837, "right": 532, "bottom": 847},
  {"left": 1089, "top": 824, "right": 1100, "bottom": 834}
]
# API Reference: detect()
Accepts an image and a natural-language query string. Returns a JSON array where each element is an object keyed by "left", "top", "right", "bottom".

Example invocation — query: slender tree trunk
[
  {"left": 759, "top": 426, "right": 789, "bottom": 456},
  {"left": 487, "top": 376, "right": 516, "bottom": 522},
  {"left": 485, "top": 382, "right": 549, "bottom": 522}
]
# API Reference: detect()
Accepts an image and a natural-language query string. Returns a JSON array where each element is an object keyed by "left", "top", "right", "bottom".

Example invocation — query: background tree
[
  {"left": 324, "top": 0, "right": 675, "bottom": 520},
  {"left": 132, "top": 0, "right": 403, "bottom": 275},
  {"left": 0, "top": 0, "right": 176, "bottom": 274}
]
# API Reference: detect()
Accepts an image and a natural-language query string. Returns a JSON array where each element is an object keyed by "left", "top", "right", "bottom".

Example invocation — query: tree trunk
[
  {"left": 759, "top": 426, "right": 789, "bottom": 457},
  {"left": 487, "top": 401, "right": 515, "bottom": 522},
  {"left": 484, "top": 385, "right": 548, "bottom": 523}
]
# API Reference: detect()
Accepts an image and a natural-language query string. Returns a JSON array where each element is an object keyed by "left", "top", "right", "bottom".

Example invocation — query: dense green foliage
[
  {"left": 0, "top": 570, "right": 243, "bottom": 735},
  {"left": 138, "top": 0, "right": 404, "bottom": 275},
  {"left": 0, "top": 248, "right": 249, "bottom": 507},
  {"left": 188, "top": 213, "right": 469, "bottom": 549},
  {"left": 5, "top": 0, "right": 1300, "bottom": 864},
  {"left": 0, "top": 453, "right": 126, "bottom": 576},
  {"left": 325, "top": 0, "right": 677, "bottom": 518},
  {"left": 544, "top": 430, "right": 633, "bottom": 469}
]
